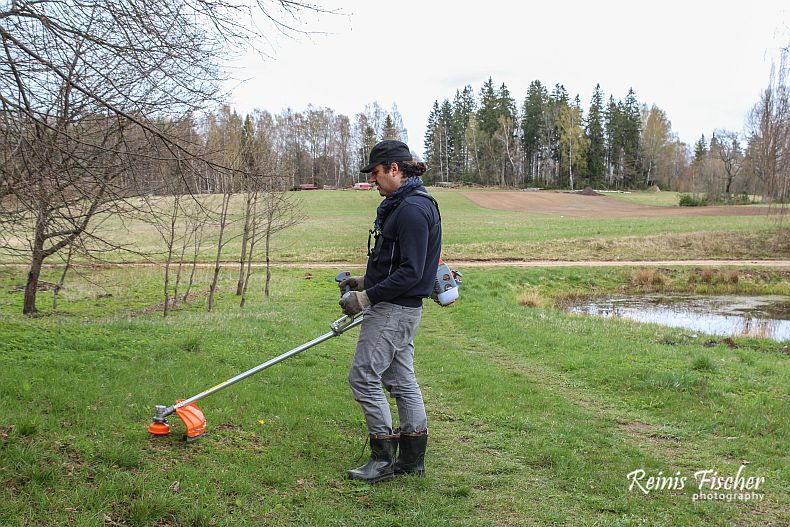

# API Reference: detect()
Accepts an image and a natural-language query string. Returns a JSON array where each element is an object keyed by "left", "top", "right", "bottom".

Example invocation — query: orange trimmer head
[{"left": 148, "top": 401, "right": 206, "bottom": 442}]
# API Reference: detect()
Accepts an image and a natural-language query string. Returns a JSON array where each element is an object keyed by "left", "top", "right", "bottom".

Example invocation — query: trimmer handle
[{"left": 335, "top": 271, "right": 352, "bottom": 296}]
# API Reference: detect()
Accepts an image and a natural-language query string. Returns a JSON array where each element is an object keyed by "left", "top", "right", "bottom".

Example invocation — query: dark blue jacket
[{"left": 365, "top": 188, "right": 442, "bottom": 307}]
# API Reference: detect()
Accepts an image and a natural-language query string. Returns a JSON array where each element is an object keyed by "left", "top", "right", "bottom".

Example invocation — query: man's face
[{"left": 369, "top": 163, "right": 404, "bottom": 197}]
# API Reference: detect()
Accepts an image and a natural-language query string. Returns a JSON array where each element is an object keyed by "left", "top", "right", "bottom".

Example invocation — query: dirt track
[
  {"left": 7, "top": 259, "right": 790, "bottom": 270},
  {"left": 464, "top": 191, "right": 774, "bottom": 217}
]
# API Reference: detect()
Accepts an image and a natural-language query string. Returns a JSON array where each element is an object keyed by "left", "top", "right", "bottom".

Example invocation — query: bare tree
[
  {"left": 161, "top": 194, "right": 182, "bottom": 317},
  {"left": 711, "top": 130, "right": 745, "bottom": 198},
  {"left": 640, "top": 105, "right": 672, "bottom": 187},
  {"left": 333, "top": 114, "right": 353, "bottom": 187},
  {"left": 239, "top": 114, "right": 302, "bottom": 305},
  {"left": 206, "top": 194, "right": 229, "bottom": 312},
  {"left": 181, "top": 213, "right": 206, "bottom": 304},
  {"left": 497, "top": 115, "right": 520, "bottom": 187},
  {"left": 748, "top": 47, "right": 790, "bottom": 205},
  {"left": 236, "top": 115, "right": 257, "bottom": 295},
  {"left": 0, "top": 0, "right": 327, "bottom": 315},
  {"left": 260, "top": 185, "right": 303, "bottom": 298}
]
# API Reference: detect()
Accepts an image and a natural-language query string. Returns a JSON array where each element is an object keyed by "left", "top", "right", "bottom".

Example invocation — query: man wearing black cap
[{"left": 338, "top": 139, "right": 441, "bottom": 483}]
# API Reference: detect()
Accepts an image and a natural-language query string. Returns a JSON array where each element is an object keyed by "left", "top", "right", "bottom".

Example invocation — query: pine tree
[
  {"left": 423, "top": 101, "right": 440, "bottom": 182},
  {"left": 694, "top": 134, "right": 708, "bottom": 161},
  {"left": 621, "top": 87, "right": 642, "bottom": 187},
  {"left": 438, "top": 99, "right": 453, "bottom": 181},
  {"left": 708, "top": 131, "right": 721, "bottom": 156},
  {"left": 692, "top": 134, "right": 708, "bottom": 192},
  {"left": 474, "top": 77, "right": 501, "bottom": 184},
  {"left": 586, "top": 84, "right": 606, "bottom": 186},
  {"left": 602, "top": 89, "right": 641, "bottom": 188},
  {"left": 496, "top": 82, "right": 518, "bottom": 185},
  {"left": 381, "top": 114, "right": 398, "bottom": 140},
  {"left": 450, "top": 86, "right": 475, "bottom": 179},
  {"left": 550, "top": 83, "right": 569, "bottom": 105},
  {"left": 546, "top": 84, "right": 569, "bottom": 184},
  {"left": 477, "top": 77, "right": 500, "bottom": 136},
  {"left": 521, "top": 80, "right": 547, "bottom": 183},
  {"left": 604, "top": 95, "right": 622, "bottom": 185}
]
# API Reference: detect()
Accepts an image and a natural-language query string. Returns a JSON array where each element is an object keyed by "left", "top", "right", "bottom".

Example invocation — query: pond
[{"left": 566, "top": 294, "right": 790, "bottom": 342}]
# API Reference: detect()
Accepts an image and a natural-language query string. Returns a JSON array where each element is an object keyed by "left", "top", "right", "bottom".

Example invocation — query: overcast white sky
[{"left": 227, "top": 1, "right": 790, "bottom": 156}]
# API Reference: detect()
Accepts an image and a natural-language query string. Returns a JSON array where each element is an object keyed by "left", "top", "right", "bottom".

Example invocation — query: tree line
[{"left": 422, "top": 73, "right": 790, "bottom": 203}]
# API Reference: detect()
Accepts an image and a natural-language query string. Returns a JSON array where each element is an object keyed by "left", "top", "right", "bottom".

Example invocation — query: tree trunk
[
  {"left": 183, "top": 224, "right": 203, "bottom": 304},
  {"left": 240, "top": 240, "right": 255, "bottom": 307},
  {"left": 163, "top": 257, "right": 172, "bottom": 317},
  {"left": 23, "top": 251, "right": 44, "bottom": 315},
  {"left": 23, "top": 211, "right": 47, "bottom": 315},
  {"left": 264, "top": 224, "right": 272, "bottom": 298},
  {"left": 569, "top": 138, "right": 574, "bottom": 191},
  {"left": 208, "top": 192, "right": 231, "bottom": 312},
  {"left": 240, "top": 194, "right": 258, "bottom": 308},
  {"left": 172, "top": 235, "right": 188, "bottom": 308},
  {"left": 236, "top": 193, "right": 252, "bottom": 295},
  {"left": 53, "top": 246, "right": 73, "bottom": 311}
]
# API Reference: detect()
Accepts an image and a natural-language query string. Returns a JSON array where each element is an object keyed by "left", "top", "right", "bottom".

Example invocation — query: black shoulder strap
[{"left": 409, "top": 189, "right": 441, "bottom": 222}]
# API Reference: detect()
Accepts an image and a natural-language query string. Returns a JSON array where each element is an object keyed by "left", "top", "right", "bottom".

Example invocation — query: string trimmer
[{"left": 147, "top": 272, "right": 361, "bottom": 442}]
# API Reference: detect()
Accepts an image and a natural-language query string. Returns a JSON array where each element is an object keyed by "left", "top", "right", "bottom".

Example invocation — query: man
[{"left": 338, "top": 139, "right": 441, "bottom": 483}]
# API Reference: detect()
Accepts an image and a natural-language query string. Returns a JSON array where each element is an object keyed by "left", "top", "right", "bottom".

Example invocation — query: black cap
[{"left": 360, "top": 140, "right": 413, "bottom": 173}]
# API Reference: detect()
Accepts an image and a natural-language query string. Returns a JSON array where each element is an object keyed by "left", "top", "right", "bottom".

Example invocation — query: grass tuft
[
  {"left": 636, "top": 369, "right": 705, "bottom": 392},
  {"left": 629, "top": 268, "right": 666, "bottom": 288},
  {"left": 691, "top": 268, "right": 740, "bottom": 286},
  {"left": 16, "top": 419, "right": 38, "bottom": 437},
  {"left": 517, "top": 289, "right": 545, "bottom": 308},
  {"left": 691, "top": 354, "right": 718, "bottom": 372},
  {"left": 179, "top": 334, "right": 204, "bottom": 353}
]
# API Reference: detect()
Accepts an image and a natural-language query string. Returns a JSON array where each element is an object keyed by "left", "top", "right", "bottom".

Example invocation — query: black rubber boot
[
  {"left": 347, "top": 434, "right": 399, "bottom": 483},
  {"left": 393, "top": 430, "right": 427, "bottom": 476}
]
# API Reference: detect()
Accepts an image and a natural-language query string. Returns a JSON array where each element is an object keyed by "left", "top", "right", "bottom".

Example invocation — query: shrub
[
  {"left": 679, "top": 194, "right": 707, "bottom": 207},
  {"left": 728, "top": 193, "right": 758, "bottom": 205}
]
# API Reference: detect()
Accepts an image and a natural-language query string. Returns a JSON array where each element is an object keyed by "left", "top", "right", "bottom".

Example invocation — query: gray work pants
[{"left": 348, "top": 301, "right": 427, "bottom": 436}]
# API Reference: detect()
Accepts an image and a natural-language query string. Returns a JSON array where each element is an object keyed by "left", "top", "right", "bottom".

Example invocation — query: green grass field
[
  {"left": 3, "top": 189, "right": 785, "bottom": 264},
  {"left": 1, "top": 264, "right": 788, "bottom": 526},
  {"left": 606, "top": 191, "right": 768, "bottom": 208},
  {"left": 604, "top": 191, "right": 683, "bottom": 207}
]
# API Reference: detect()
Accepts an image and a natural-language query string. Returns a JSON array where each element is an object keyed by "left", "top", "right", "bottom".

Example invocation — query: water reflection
[{"left": 567, "top": 295, "right": 790, "bottom": 342}]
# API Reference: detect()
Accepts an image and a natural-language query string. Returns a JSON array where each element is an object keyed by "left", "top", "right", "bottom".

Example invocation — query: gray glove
[
  {"left": 339, "top": 290, "right": 370, "bottom": 317},
  {"left": 430, "top": 288, "right": 441, "bottom": 305},
  {"left": 338, "top": 275, "right": 365, "bottom": 293}
]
